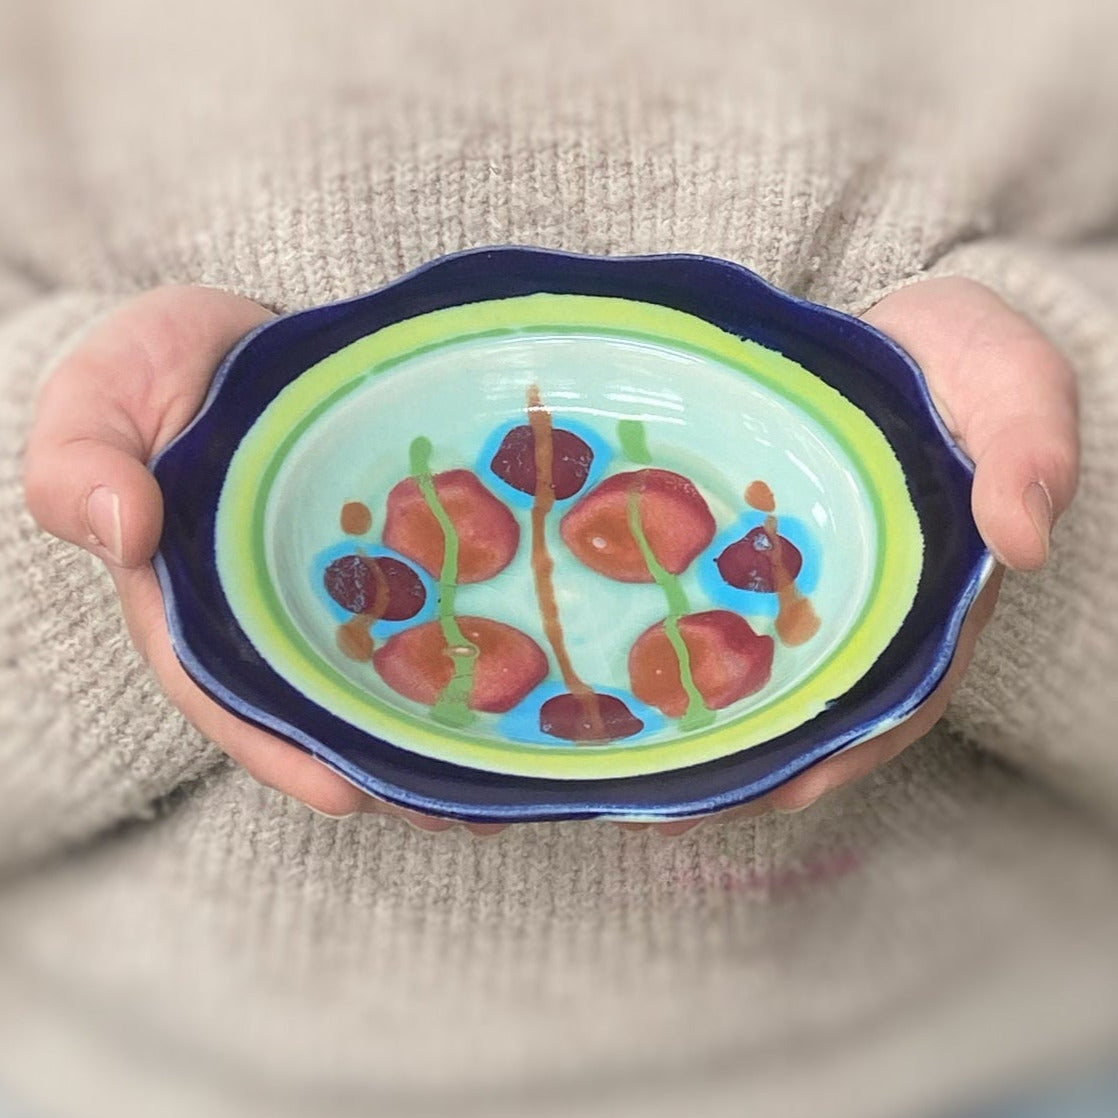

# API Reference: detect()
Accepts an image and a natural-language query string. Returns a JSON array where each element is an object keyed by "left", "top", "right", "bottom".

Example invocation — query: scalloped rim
[{"left": 151, "top": 247, "right": 994, "bottom": 821}]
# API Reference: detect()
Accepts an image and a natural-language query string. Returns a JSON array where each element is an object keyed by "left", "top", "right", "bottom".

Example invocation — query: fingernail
[
  {"left": 308, "top": 805, "right": 357, "bottom": 820},
  {"left": 86, "top": 486, "right": 124, "bottom": 565},
  {"left": 397, "top": 809, "right": 455, "bottom": 833},
  {"left": 656, "top": 818, "right": 704, "bottom": 836},
  {"left": 1023, "top": 481, "right": 1053, "bottom": 565},
  {"left": 776, "top": 794, "right": 821, "bottom": 814},
  {"left": 463, "top": 822, "right": 506, "bottom": 837}
]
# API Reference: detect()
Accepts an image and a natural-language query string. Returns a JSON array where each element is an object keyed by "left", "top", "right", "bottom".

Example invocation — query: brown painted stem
[{"left": 526, "top": 385, "right": 606, "bottom": 740}]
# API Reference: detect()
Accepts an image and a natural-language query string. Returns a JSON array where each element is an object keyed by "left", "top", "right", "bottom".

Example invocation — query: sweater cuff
[
  {"left": 856, "top": 241, "right": 1118, "bottom": 822},
  {"left": 0, "top": 293, "right": 226, "bottom": 872}
]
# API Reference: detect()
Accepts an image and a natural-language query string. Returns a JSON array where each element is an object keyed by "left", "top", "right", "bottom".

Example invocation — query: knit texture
[{"left": 1, "top": 2, "right": 1118, "bottom": 1116}]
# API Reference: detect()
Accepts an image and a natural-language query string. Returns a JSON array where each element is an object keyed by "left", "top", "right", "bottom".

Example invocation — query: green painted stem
[
  {"left": 617, "top": 418, "right": 653, "bottom": 465},
  {"left": 409, "top": 436, "right": 477, "bottom": 728},
  {"left": 626, "top": 483, "right": 715, "bottom": 733}
]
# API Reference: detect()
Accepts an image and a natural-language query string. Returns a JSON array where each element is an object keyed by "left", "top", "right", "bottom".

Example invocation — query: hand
[
  {"left": 671, "top": 276, "right": 1078, "bottom": 829},
  {"left": 23, "top": 287, "right": 439, "bottom": 826},
  {"left": 23, "top": 279, "right": 1079, "bottom": 834}
]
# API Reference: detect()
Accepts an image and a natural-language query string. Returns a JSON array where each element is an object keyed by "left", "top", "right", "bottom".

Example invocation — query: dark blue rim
[{"left": 151, "top": 247, "right": 993, "bottom": 822}]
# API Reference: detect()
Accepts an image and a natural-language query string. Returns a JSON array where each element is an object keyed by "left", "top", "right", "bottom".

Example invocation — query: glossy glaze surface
[
  {"left": 216, "top": 295, "right": 921, "bottom": 779},
  {"left": 153, "top": 248, "right": 992, "bottom": 821}
]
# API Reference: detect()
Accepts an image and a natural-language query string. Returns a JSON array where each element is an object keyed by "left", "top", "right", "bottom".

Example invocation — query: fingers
[
  {"left": 764, "top": 567, "right": 1004, "bottom": 813},
  {"left": 111, "top": 560, "right": 487, "bottom": 827},
  {"left": 611, "top": 573, "right": 1004, "bottom": 826},
  {"left": 108, "top": 561, "right": 373, "bottom": 817},
  {"left": 25, "top": 286, "right": 273, "bottom": 570},
  {"left": 372, "top": 558, "right": 997, "bottom": 833},
  {"left": 862, "top": 278, "right": 1079, "bottom": 571}
]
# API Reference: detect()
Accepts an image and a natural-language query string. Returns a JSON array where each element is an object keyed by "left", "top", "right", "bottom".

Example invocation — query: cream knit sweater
[{"left": 2, "top": 2, "right": 1118, "bottom": 1116}]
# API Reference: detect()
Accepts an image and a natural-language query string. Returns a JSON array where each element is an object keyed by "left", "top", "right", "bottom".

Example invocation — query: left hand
[{"left": 646, "top": 276, "right": 1080, "bottom": 833}]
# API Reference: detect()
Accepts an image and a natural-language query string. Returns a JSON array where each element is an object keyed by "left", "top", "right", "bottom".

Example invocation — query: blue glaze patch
[
  {"left": 477, "top": 416, "right": 613, "bottom": 510},
  {"left": 697, "top": 513, "right": 820, "bottom": 618},
  {"left": 312, "top": 540, "right": 439, "bottom": 637}
]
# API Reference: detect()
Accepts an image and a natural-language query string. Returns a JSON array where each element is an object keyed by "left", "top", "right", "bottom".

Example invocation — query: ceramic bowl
[{"left": 152, "top": 247, "right": 993, "bottom": 822}]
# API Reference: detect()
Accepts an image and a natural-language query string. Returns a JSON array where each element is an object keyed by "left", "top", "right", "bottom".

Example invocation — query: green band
[{"left": 216, "top": 293, "right": 923, "bottom": 780}]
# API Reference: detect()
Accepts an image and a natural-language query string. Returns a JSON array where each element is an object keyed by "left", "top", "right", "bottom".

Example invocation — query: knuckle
[{"left": 239, "top": 758, "right": 284, "bottom": 796}]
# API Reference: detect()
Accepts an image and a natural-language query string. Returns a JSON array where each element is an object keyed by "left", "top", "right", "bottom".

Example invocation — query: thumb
[
  {"left": 862, "top": 277, "right": 1079, "bottom": 571},
  {"left": 24, "top": 286, "right": 274, "bottom": 568}
]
